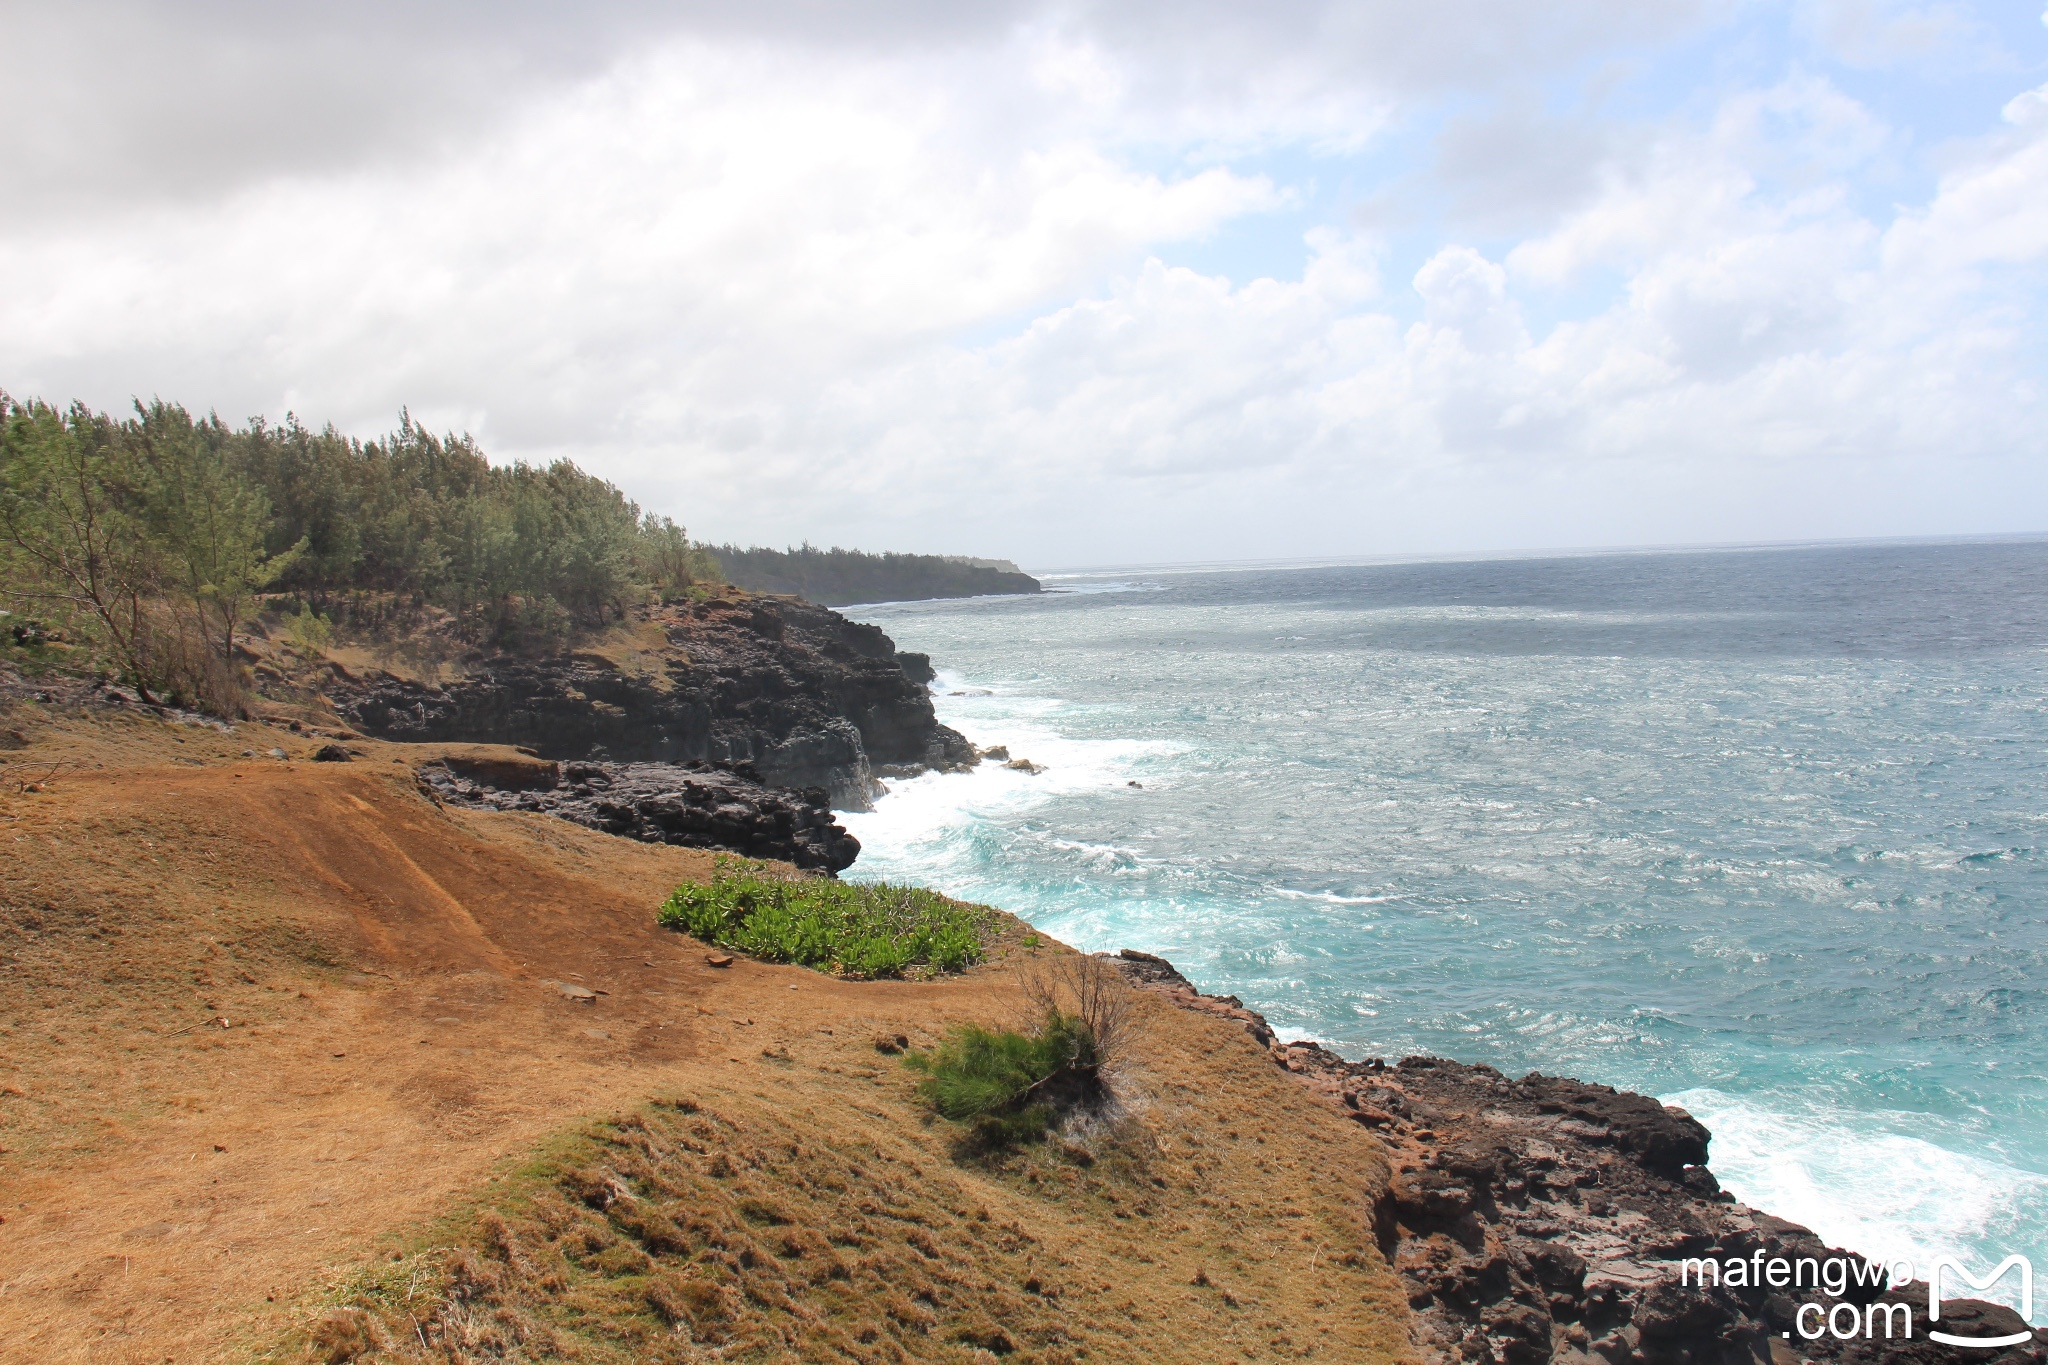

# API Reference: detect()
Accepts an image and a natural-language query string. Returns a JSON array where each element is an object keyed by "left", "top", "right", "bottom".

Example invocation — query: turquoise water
[{"left": 840, "top": 541, "right": 2048, "bottom": 1311}]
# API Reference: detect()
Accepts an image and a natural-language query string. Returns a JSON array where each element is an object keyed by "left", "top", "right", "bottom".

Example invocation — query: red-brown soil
[{"left": 0, "top": 706, "right": 1413, "bottom": 1364}]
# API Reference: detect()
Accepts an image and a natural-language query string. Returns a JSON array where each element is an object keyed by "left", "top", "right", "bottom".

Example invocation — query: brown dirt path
[{"left": 0, "top": 738, "right": 756, "bottom": 1362}]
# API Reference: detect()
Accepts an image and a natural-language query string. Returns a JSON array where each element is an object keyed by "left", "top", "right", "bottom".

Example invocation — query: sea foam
[{"left": 1667, "top": 1087, "right": 2047, "bottom": 1317}]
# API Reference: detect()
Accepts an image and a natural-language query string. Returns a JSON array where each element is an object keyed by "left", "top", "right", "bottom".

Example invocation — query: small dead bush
[
  {"left": 1018, "top": 953, "right": 1134, "bottom": 1079},
  {"left": 139, "top": 602, "right": 252, "bottom": 717},
  {"left": 476, "top": 1210, "right": 536, "bottom": 1276}
]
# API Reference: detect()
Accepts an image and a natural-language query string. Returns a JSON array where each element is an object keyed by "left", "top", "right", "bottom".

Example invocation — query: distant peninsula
[{"left": 708, "top": 543, "right": 1042, "bottom": 606}]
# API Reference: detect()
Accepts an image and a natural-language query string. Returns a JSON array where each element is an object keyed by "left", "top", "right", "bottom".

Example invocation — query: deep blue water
[{"left": 840, "top": 540, "right": 2048, "bottom": 1310}]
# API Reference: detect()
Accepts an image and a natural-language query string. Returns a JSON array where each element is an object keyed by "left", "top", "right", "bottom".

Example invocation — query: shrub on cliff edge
[
  {"left": 905, "top": 1012, "right": 1101, "bottom": 1147},
  {"left": 907, "top": 955, "right": 1135, "bottom": 1149}
]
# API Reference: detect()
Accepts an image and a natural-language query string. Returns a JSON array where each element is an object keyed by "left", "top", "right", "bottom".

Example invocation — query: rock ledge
[{"left": 420, "top": 757, "right": 859, "bottom": 873}]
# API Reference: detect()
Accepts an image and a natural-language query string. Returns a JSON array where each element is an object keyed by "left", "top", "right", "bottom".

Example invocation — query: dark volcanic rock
[
  {"left": 420, "top": 758, "right": 860, "bottom": 874},
  {"left": 440, "top": 748, "right": 560, "bottom": 789},
  {"left": 1105, "top": 950, "right": 2046, "bottom": 1365},
  {"left": 1521, "top": 1074, "right": 1711, "bottom": 1177},
  {"left": 329, "top": 593, "right": 975, "bottom": 809},
  {"left": 1106, "top": 948, "right": 1200, "bottom": 993}
]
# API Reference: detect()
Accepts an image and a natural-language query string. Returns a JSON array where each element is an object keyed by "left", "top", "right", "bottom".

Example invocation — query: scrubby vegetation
[
  {"left": 288, "top": 1092, "right": 1192, "bottom": 1365},
  {"left": 302, "top": 1099, "right": 1058, "bottom": 1364},
  {"left": 710, "top": 543, "right": 1039, "bottom": 607},
  {"left": 656, "top": 859, "right": 991, "bottom": 977},
  {"left": 906, "top": 956, "right": 1134, "bottom": 1148},
  {"left": 905, "top": 1015, "right": 1102, "bottom": 1147},
  {"left": 0, "top": 394, "right": 722, "bottom": 711}
]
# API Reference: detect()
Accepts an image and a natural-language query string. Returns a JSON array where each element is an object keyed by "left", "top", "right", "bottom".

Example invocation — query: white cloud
[
  {"left": 1413, "top": 247, "right": 1527, "bottom": 354},
  {"left": 1797, "top": 0, "right": 2005, "bottom": 70},
  {"left": 0, "top": 38, "right": 1277, "bottom": 435},
  {"left": 0, "top": 3, "right": 2042, "bottom": 564},
  {"left": 1881, "top": 82, "right": 2048, "bottom": 277},
  {"left": 761, "top": 66, "right": 2046, "bottom": 558}
]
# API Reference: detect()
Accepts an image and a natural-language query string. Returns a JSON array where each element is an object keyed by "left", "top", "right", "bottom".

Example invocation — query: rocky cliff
[
  {"left": 417, "top": 750, "right": 862, "bottom": 873},
  {"left": 326, "top": 591, "right": 974, "bottom": 810},
  {"left": 1110, "top": 951, "right": 2044, "bottom": 1365}
]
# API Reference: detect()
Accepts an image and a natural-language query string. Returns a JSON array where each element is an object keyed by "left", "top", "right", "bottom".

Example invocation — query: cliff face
[{"left": 327, "top": 592, "right": 974, "bottom": 810}]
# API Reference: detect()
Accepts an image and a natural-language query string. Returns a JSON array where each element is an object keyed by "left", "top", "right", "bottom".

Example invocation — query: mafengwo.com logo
[
  {"left": 1929, "top": 1256, "right": 2034, "bottom": 1350},
  {"left": 1679, "top": 1252, "right": 2036, "bottom": 1347}
]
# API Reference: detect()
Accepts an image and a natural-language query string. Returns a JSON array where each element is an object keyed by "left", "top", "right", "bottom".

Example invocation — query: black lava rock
[{"left": 420, "top": 757, "right": 860, "bottom": 874}]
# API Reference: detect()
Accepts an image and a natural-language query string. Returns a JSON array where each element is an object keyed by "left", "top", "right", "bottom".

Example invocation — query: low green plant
[
  {"left": 657, "top": 858, "right": 991, "bottom": 977},
  {"left": 283, "top": 606, "right": 332, "bottom": 654},
  {"left": 904, "top": 1011, "right": 1104, "bottom": 1147}
]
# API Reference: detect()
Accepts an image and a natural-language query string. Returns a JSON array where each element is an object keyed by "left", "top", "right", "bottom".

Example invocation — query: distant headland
[{"left": 708, "top": 542, "right": 1042, "bottom": 606}]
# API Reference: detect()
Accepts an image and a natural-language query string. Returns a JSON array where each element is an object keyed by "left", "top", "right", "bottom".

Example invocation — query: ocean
[{"left": 839, "top": 539, "right": 2048, "bottom": 1312}]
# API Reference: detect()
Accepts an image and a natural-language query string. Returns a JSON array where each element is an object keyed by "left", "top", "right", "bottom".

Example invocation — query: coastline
[
  {"left": 6, "top": 585, "right": 2042, "bottom": 1360},
  {"left": 1108, "top": 949, "right": 2045, "bottom": 1363}
]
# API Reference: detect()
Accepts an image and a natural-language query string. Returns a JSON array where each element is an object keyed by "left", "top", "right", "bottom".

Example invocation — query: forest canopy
[{"left": 0, "top": 395, "right": 720, "bottom": 708}]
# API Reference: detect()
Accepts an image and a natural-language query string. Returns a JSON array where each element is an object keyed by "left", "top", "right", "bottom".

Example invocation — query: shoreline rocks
[
  {"left": 1107, "top": 950, "right": 2043, "bottom": 1365},
  {"left": 419, "top": 756, "right": 860, "bottom": 874}
]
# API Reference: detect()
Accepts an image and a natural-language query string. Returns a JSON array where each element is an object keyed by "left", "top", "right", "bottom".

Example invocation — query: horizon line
[{"left": 1022, "top": 530, "right": 2048, "bottom": 580}]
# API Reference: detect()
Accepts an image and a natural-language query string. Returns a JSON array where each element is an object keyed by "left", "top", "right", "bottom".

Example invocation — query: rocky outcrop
[
  {"left": 1107, "top": 951, "right": 2044, "bottom": 1365},
  {"left": 328, "top": 592, "right": 975, "bottom": 810},
  {"left": 419, "top": 757, "right": 861, "bottom": 874}
]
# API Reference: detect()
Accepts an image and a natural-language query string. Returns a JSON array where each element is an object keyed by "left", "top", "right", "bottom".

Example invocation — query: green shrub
[
  {"left": 284, "top": 606, "right": 332, "bottom": 654},
  {"left": 904, "top": 1011, "right": 1104, "bottom": 1147},
  {"left": 657, "top": 859, "right": 991, "bottom": 977}
]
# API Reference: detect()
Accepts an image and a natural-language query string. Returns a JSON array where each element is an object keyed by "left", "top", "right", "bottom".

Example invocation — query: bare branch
[{"left": 1018, "top": 952, "right": 1135, "bottom": 1072}]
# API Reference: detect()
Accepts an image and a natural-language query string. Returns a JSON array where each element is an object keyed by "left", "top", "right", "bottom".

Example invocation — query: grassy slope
[{"left": 0, "top": 704, "right": 1410, "bottom": 1365}]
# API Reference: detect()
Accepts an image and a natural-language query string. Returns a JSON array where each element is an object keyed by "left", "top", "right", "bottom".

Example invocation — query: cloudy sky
[{"left": 2, "top": 1, "right": 2044, "bottom": 566}]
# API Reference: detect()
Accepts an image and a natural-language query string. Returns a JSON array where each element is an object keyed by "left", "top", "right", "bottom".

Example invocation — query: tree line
[{"left": 0, "top": 395, "right": 721, "bottom": 710}]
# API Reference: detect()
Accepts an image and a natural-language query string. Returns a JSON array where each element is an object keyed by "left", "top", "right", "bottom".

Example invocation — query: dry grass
[{"left": 276, "top": 1002, "right": 1412, "bottom": 1365}]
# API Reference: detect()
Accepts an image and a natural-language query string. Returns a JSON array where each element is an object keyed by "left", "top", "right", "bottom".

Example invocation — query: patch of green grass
[
  {"left": 904, "top": 1011, "right": 1103, "bottom": 1148},
  {"left": 656, "top": 857, "right": 991, "bottom": 977}
]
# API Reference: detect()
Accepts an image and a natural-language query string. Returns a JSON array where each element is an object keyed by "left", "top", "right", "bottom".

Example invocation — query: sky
[{"left": 1, "top": 1, "right": 2044, "bottom": 568}]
